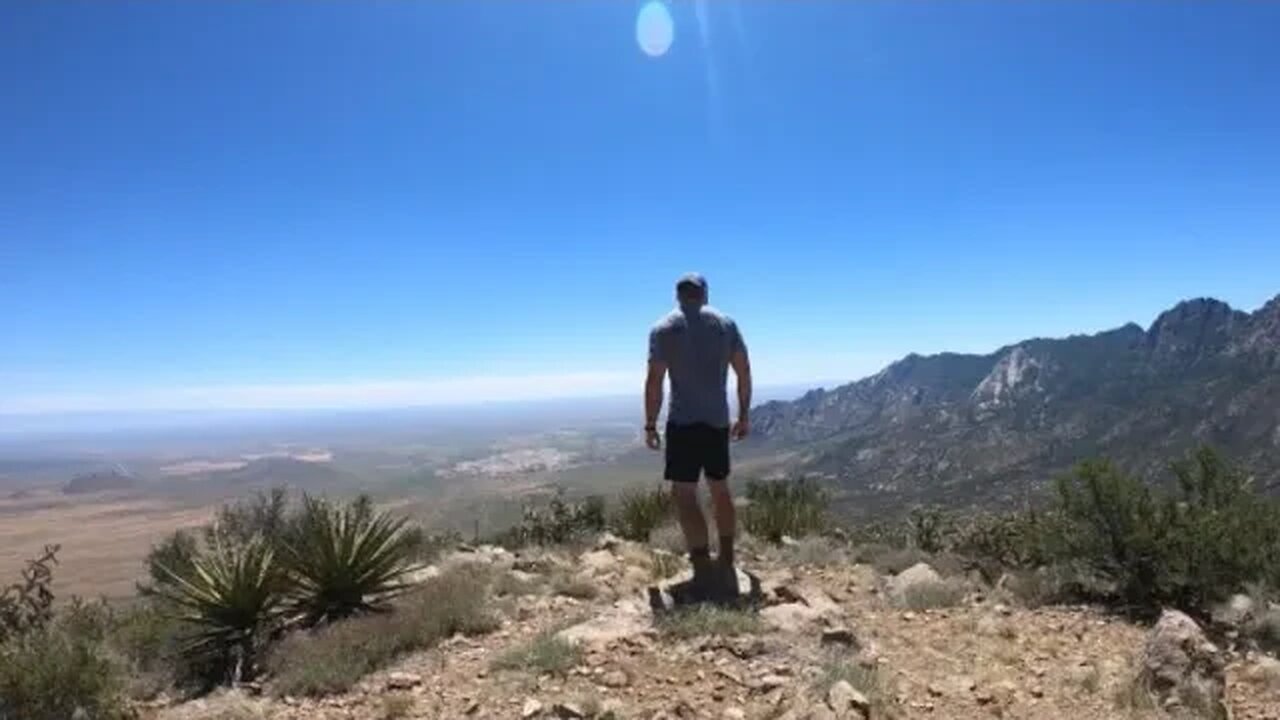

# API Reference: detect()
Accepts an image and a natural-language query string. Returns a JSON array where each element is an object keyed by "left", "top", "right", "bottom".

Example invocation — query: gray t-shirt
[{"left": 649, "top": 305, "right": 747, "bottom": 429}]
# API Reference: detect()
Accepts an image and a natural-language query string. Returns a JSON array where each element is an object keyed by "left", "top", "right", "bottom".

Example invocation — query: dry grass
[
  {"left": 552, "top": 574, "right": 600, "bottom": 600},
  {"left": 656, "top": 606, "right": 764, "bottom": 639},
  {"left": 780, "top": 536, "right": 848, "bottom": 566},
  {"left": 381, "top": 693, "right": 415, "bottom": 719},
  {"left": 650, "top": 550, "right": 684, "bottom": 581},
  {"left": 893, "top": 578, "right": 967, "bottom": 611},
  {"left": 813, "top": 651, "right": 895, "bottom": 719},
  {"left": 491, "top": 630, "right": 582, "bottom": 676},
  {"left": 266, "top": 567, "right": 498, "bottom": 696}
]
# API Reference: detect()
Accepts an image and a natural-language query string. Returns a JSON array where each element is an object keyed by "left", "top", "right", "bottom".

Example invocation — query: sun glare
[{"left": 636, "top": 1, "right": 674, "bottom": 58}]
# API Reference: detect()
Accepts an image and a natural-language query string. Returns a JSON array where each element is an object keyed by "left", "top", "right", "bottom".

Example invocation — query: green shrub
[
  {"left": 609, "top": 486, "right": 673, "bottom": 542},
  {"left": 490, "top": 630, "right": 581, "bottom": 676},
  {"left": 0, "top": 545, "right": 58, "bottom": 643},
  {"left": 742, "top": 478, "right": 827, "bottom": 544},
  {"left": 0, "top": 560, "right": 131, "bottom": 720},
  {"left": 906, "top": 507, "right": 950, "bottom": 553},
  {"left": 267, "top": 567, "right": 496, "bottom": 696},
  {"left": 153, "top": 535, "right": 286, "bottom": 684},
  {"left": 1051, "top": 447, "right": 1280, "bottom": 615},
  {"left": 0, "top": 623, "right": 133, "bottom": 720},
  {"left": 283, "top": 495, "right": 424, "bottom": 626},
  {"left": 949, "top": 509, "right": 1056, "bottom": 570},
  {"left": 492, "top": 492, "right": 608, "bottom": 548}
]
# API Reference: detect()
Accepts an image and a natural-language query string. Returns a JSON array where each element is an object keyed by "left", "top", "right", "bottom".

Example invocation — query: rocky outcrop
[{"left": 1138, "top": 610, "right": 1228, "bottom": 719}]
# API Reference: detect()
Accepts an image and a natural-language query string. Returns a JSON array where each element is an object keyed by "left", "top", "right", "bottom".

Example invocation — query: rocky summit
[
  {"left": 145, "top": 534, "right": 1280, "bottom": 720},
  {"left": 750, "top": 295, "right": 1280, "bottom": 514}
]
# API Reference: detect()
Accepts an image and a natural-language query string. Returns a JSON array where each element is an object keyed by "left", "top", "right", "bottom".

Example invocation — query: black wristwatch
[{"left": 644, "top": 424, "right": 657, "bottom": 432}]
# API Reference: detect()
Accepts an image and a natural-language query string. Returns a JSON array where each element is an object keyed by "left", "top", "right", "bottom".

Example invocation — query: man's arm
[
  {"left": 730, "top": 349, "right": 752, "bottom": 439},
  {"left": 645, "top": 326, "right": 667, "bottom": 449},
  {"left": 644, "top": 359, "right": 666, "bottom": 449}
]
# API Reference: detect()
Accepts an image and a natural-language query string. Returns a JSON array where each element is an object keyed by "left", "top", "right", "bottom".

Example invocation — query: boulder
[
  {"left": 826, "top": 680, "right": 870, "bottom": 719},
  {"left": 885, "top": 563, "right": 942, "bottom": 605},
  {"left": 775, "top": 582, "right": 841, "bottom": 617},
  {"left": 1211, "top": 593, "right": 1256, "bottom": 627},
  {"left": 1138, "top": 610, "right": 1227, "bottom": 719},
  {"left": 557, "top": 600, "right": 649, "bottom": 648}
]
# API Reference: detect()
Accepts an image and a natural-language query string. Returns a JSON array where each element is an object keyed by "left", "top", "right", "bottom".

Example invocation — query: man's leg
[
  {"left": 707, "top": 479, "right": 736, "bottom": 569},
  {"left": 666, "top": 425, "right": 713, "bottom": 592},
  {"left": 704, "top": 425, "right": 736, "bottom": 571},
  {"left": 672, "top": 482, "right": 710, "bottom": 560}
]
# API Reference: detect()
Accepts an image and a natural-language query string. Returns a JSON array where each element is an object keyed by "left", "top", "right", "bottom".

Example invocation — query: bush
[
  {"left": 1052, "top": 448, "right": 1280, "bottom": 614},
  {"left": 906, "top": 507, "right": 950, "bottom": 553},
  {"left": 742, "top": 478, "right": 827, "bottom": 544},
  {"left": 0, "top": 623, "right": 133, "bottom": 720},
  {"left": 949, "top": 509, "right": 1056, "bottom": 570},
  {"left": 267, "top": 567, "right": 496, "bottom": 696},
  {"left": 609, "top": 486, "right": 673, "bottom": 542},
  {"left": 490, "top": 630, "right": 581, "bottom": 676},
  {"left": 0, "top": 545, "right": 58, "bottom": 643},
  {"left": 492, "top": 492, "right": 607, "bottom": 548},
  {"left": 0, "top": 557, "right": 132, "bottom": 720}
]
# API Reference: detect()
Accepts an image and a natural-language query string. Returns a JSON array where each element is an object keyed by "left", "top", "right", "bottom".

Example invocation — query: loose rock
[
  {"left": 522, "top": 698, "right": 544, "bottom": 718},
  {"left": 1138, "top": 610, "right": 1227, "bottom": 719}
]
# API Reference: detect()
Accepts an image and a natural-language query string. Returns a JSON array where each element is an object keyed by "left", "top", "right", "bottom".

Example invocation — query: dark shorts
[{"left": 664, "top": 422, "right": 730, "bottom": 483}]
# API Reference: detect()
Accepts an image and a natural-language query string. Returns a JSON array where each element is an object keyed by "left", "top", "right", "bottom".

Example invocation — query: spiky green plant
[
  {"left": 282, "top": 495, "right": 424, "bottom": 626},
  {"left": 154, "top": 534, "right": 284, "bottom": 684}
]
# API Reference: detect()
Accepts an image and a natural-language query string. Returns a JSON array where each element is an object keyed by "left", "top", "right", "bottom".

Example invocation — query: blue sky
[{"left": 2, "top": 1, "right": 1278, "bottom": 414}]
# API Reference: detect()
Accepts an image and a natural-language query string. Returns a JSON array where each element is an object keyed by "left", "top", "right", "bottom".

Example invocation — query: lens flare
[{"left": 636, "top": 1, "right": 674, "bottom": 58}]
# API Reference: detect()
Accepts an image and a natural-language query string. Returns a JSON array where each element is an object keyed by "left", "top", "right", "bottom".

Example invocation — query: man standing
[{"left": 645, "top": 273, "right": 752, "bottom": 599}]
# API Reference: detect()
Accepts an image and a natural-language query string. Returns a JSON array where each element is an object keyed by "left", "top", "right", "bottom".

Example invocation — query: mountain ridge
[{"left": 751, "top": 294, "right": 1280, "bottom": 513}]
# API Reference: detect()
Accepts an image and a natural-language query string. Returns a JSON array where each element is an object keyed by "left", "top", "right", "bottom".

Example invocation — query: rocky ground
[{"left": 149, "top": 535, "right": 1280, "bottom": 720}]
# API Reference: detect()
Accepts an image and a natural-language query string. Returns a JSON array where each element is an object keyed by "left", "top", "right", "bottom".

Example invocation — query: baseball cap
[{"left": 675, "top": 272, "right": 708, "bottom": 292}]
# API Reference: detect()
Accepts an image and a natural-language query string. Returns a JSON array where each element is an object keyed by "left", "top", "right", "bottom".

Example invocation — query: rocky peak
[
  {"left": 971, "top": 345, "right": 1046, "bottom": 410},
  {"left": 1146, "top": 297, "right": 1247, "bottom": 364},
  {"left": 1236, "top": 293, "right": 1280, "bottom": 360}
]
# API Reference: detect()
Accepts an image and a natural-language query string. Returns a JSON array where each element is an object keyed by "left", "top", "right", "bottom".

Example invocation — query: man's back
[{"left": 649, "top": 305, "right": 745, "bottom": 429}]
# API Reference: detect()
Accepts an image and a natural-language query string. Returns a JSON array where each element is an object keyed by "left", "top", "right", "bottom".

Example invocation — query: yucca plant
[
  {"left": 154, "top": 534, "right": 284, "bottom": 685},
  {"left": 282, "top": 495, "right": 424, "bottom": 626}
]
